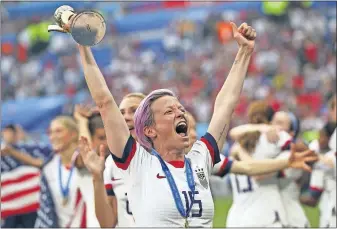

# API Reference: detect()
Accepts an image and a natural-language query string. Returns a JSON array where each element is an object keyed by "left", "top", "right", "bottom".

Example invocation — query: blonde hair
[
  {"left": 186, "top": 111, "right": 196, "bottom": 123},
  {"left": 124, "top": 93, "right": 146, "bottom": 100},
  {"left": 52, "top": 116, "right": 79, "bottom": 141}
]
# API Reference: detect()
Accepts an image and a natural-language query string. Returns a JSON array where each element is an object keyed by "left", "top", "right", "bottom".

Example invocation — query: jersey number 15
[{"left": 182, "top": 191, "right": 203, "bottom": 217}]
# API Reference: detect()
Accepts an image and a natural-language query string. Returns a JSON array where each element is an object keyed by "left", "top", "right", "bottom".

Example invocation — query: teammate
[
  {"left": 78, "top": 93, "right": 145, "bottom": 227},
  {"left": 103, "top": 93, "right": 145, "bottom": 227},
  {"left": 271, "top": 111, "right": 310, "bottom": 228},
  {"left": 301, "top": 122, "right": 336, "bottom": 227},
  {"left": 75, "top": 20, "right": 317, "bottom": 227},
  {"left": 304, "top": 148, "right": 336, "bottom": 228},
  {"left": 2, "top": 116, "right": 88, "bottom": 227},
  {"left": 73, "top": 105, "right": 105, "bottom": 227},
  {"left": 226, "top": 108, "right": 295, "bottom": 227}
]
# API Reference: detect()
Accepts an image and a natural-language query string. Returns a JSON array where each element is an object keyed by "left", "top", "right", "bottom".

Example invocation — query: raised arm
[
  {"left": 74, "top": 104, "right": 94, "bottom": 146},
  {"left": 77, "top": 46, "right": 129, "bottom": 158},
  {"left": 207, "top": 22, "right": 256, "bottom": 151}
]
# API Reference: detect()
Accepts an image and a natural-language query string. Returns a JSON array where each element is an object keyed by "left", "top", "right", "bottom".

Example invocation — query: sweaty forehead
[{"left": 151, "top": 96, "right": 182, "bottom": 113}]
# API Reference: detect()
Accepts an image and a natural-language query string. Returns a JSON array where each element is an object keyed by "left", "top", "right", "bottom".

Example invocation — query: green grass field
[{"left": 213, "top": 198, "right": 320, "bottom": 227}]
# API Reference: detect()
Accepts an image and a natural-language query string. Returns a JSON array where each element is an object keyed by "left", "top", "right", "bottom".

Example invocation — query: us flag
[{"left": 1, "top": 144, "right": 52, "bottom": 221}]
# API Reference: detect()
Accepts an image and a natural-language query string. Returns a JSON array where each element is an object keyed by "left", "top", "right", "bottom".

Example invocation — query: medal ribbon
[
  {"left": 58, "top": 151, "right": 79, "bottom": 201},
  {"left": 152, "top": 150, "right": 195, "bottom": 220}
]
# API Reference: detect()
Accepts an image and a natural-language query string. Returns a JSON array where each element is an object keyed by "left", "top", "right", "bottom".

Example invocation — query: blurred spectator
[
  {"left": 1, "top": 2, "right": 336, "bottom": 135},
  {"left": 2, "top": 124, "right": 17, "bottom": 145}
]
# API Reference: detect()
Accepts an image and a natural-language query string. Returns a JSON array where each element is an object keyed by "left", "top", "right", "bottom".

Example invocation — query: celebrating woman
[
  {"left": 76, "top": 22, "right": 317, "bottom": 227},
  {"left": 1, "top": 116, "right": 88, "bottom": 227},
  {"left": 76, "top": 93, "right": 145, "bottom": 227}
]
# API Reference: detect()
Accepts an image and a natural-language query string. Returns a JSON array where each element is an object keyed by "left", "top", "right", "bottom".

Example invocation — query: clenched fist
[{"left": 231, "top": 22, "right": 256, "bottom": 53}]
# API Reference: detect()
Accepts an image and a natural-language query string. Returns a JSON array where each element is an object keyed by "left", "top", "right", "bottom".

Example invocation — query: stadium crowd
[{"left": 1, "top": 1, "right": 336, "bottom": 228}]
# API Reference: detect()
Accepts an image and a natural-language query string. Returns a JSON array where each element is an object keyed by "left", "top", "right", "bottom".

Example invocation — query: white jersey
[
  {"left": 227, "top": 131, "right": 291, "bottom": 227},
  {"left": 277, "top": 151, "right": 309, "bottom": 227},
  {"left": 253, "top": 131, "right": 292, "bottom": 160},
  {"left": 111, "top": 133, "right": 232, "bottom": 227},
  {"left": 41, "top": 155, "right": 86, "bottom": 227},
  {"left": 309, "top": 139, "right": 320, "bottom": 153},
  {"left": 310, "top": 150, "right": 336, "bottom": 228},
  {"left": 76, "top": 168, "right": 100, "bottom": 227},
  {"left": 104, "top": 155, "right": 134, "bottom": 227}
]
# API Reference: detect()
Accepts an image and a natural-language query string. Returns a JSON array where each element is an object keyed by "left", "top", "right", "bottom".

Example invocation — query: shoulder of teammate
[
  {"left": 190, "top": 132, "right": 221, "bottom": 165},
  {"left": 111, "top": 135, "right": 150, "bottom": 170},
  {"left": 41, "top": 154, "right": 57, "bottom": 170}
]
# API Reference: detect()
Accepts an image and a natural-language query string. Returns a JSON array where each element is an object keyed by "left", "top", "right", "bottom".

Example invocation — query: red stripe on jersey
[
  {"left": 105, "top": 184, "right": 113, "bottom": 191},
  {"left": 281, "top": 140, "right": 292, "bottom": 151},
  {"left": 200, "top": 137, "right": 215, "bottom": 165},
  {"left": 80, "top": 204, "right": 87, "bottom": 228},
  {"left": 114, "top": 141, "right": 137, "bottom": 170},
  {"left": 75, "top": 188, "right": 82, "bottom": 208},
  {"left": 217, "top": 157, "right": 229, "bottom": 176},
  {"left": 1, "top": 186, "right": 40, "bottom": 202},
  {"left": 310, "top": 186, "right": 324, "bottom": 192},
  {"left": 1, "top": 202, "right": 40, "bottom": 218}
]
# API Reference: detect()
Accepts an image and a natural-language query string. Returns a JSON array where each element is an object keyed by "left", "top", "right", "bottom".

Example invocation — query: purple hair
[{"left": 134, "top": 89, "right": 176, "bottom": 151}]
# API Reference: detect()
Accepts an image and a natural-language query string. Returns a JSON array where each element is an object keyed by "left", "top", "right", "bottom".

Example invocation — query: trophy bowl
[{"left": 48, "top": 6, "right": 106, "bottom": 47}]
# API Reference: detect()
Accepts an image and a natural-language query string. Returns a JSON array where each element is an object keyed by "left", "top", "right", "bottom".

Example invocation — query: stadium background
[{"left": 1, "top": 1, "right": 336, "bottom": 227}]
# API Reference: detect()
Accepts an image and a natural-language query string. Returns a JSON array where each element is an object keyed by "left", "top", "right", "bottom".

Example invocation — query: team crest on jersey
[{"left": 195, "top": 167, "right": 208, "bottom": 189}]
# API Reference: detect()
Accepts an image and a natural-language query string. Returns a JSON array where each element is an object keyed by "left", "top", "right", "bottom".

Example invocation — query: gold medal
[
  {"left": 184, "top": 218, "right": 189, "bottom": 228},
  {"left": 62, "top": 197, "right": 69, "bottom": 206}
]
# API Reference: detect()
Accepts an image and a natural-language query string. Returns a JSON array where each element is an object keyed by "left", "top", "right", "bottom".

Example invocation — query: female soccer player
[
  {"left": 77, "top": 93, "right": 145, "bottom": 227},
  {"left": 76, "top": 22, "right": 317, "bottom": 227},
  {"left": 2, "top": 116, "right": 88, "bottom": 227}
]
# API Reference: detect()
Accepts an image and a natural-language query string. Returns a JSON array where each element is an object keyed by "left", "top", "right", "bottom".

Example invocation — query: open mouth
[
  {"left": 129, "top": 127, "right": 134, "bottom": 131},
  {"left": 175, "top": 121, "right": 188, "bottom": 137}
]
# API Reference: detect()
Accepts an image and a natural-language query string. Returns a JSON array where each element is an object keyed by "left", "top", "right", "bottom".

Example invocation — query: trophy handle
[
  {"left": 60, "top": 10, "right": 75, "bottom": 26},
  {"left": 47, "top": 25, "right": 68, "bottom": 33},
  {"left": 48, "top": 5, "right": 76, "bottom": 33}
]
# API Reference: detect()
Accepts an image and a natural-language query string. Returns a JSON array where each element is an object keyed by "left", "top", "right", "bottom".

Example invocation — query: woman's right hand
[
  {"left": 73, "top": 104, "right": 93, "bottom": 121},
  {"left": 78, "top": 136, "right": 105, "bottom": 179},
  {"left": 1, "top": 143, "right": 13, "bottom": 157}
]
